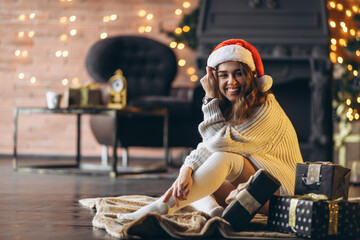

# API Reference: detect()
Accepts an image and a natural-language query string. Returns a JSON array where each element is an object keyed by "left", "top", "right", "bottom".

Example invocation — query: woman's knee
[
  {"left": 209, "top": 152, "right": 244, "bottom": 166},
  {"left": 208, "top": 152, "right": 245, "bottom": 181},
  {"left": 231, "top": 158, "right": 257, "bottom": 186}
]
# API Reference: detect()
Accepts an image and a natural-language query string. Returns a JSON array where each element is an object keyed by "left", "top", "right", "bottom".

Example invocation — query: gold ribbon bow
[
  {"left": 70, "top": 83, "right": 84, "bottom": 89},
  {"left": 70, "top": 82, "right": 100, "bottom": 89},
  {"left": 83, "top": 82, "right": 100, "bottom": 89},
  {"left": 288, "top": 193, "right": 340, "bottom": 236}
]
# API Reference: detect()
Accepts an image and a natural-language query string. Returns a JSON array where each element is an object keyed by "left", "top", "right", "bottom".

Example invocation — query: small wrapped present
[
  {"left": 64, "top": 82, "right": 103, "bottom": 108},
  {"left": 294, "top": 162, "right": 351, "bottom": 200},
  {"left": 267, "top": 194, "right": 360, "bottom": 239},
  {"left": 222, "top": 169, "right": 281, "bottom": 231}
]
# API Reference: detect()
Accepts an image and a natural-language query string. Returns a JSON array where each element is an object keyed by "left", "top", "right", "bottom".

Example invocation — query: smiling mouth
[{"left": 226, "top": 87, "right": 239, "bottom": 93}]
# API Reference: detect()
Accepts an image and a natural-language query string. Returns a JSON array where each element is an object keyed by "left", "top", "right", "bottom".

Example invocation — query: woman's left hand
[{"left": 162, "top": 167, "right": 193, "bottom": 207}]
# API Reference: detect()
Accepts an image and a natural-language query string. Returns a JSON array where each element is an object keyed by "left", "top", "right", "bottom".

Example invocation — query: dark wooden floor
[
  {"left": 1, "top": 156, "right": 360, "bottom": 240},
  {"left": 0, "top": 156, "right": 177, "bottom": 240}
]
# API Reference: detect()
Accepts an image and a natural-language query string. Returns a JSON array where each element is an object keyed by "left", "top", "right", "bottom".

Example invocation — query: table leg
[
  {"left": 111, "top": 111, "right": 118, "bottom": 178},
  {"left": 163, "top": 111, "right": 169, "bottom": 168},
  {"left": 13, "top": 108, "right": 19, "bottom": 170},
  {"left": 76, "top": 113, "right": 81, "bottom": 167}
]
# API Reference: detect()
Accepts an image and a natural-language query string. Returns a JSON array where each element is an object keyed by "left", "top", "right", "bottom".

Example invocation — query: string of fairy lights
[
  {"left": 328, "top": 1, "right": 360, "bottom": 64},
  {"left": 16, "top": 12, "right": 36, "bottom": 84},
  {"left": 135, "top": 1, "right": 199, "bottom": 82},
  {"left": 14, "top": 0, "right": 198, "bottom": 89},
  {"left": 328, "top": 1, "right": 360, "bottom": 122}
]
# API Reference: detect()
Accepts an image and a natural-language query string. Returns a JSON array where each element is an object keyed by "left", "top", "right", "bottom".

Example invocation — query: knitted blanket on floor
[{"left": 79, "top": 195, "right": 295, "bottom": 239}]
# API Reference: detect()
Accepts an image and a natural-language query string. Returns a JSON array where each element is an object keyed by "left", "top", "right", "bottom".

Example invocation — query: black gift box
[
  {"left": 294, "top": 162, "right": 351, "bottom": 200},
  {"left": 222, "top": 170, "right": 281, "bottom": 231},
  {"left": 268, "top": 195, "right": 360, "bottom": 239}
]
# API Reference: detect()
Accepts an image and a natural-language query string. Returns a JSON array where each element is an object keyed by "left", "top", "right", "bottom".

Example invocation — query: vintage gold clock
[{"left": 107, "top": 69, "right": 127, "bottom": 109}]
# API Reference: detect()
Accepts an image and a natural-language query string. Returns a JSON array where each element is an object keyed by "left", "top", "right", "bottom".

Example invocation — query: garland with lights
[
  {"left": 165, "top": 6, "right": 199, "bottom": 51},
  {"left": 319, "top": 1, "right": 360, "bottom": 166},
  {"left": 332, "top": 13, "right": 360, "bottom": 122}
]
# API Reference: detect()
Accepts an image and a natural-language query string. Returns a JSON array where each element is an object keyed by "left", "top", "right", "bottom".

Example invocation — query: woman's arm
[{"left": 181, "top": 142, "right": 213, "bottom": 172}]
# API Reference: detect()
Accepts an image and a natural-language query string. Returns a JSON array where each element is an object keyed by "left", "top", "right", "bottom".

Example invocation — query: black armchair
[{"left": 85, "top": 36, "right": 203, "bottom": 164}]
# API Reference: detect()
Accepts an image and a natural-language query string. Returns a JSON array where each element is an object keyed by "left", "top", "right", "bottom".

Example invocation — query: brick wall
[{"left": 0, "top": 0, "right": 200, "bottom": 157}]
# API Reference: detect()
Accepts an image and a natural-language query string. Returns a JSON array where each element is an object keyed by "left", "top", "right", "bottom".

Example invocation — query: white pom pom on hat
[
  {"left": 257, "top": 75, "right": 273, "bottom": 92},
  {"left": 207, "top": 39, "right": 273, "bottom": 92}
]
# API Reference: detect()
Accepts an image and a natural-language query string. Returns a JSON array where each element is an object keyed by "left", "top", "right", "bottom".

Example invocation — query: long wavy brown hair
[{"left": 217, "top": 62, "right": 269, "bottom": 125}]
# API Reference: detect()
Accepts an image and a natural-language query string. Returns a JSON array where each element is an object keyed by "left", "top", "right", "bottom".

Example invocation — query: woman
[{"left": 117, "top": 39, "right": 303, "bottom": 220}]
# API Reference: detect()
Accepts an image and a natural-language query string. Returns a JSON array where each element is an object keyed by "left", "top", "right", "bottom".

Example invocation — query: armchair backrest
[{"left": 85, "top": 36, "right": 177, "bottom": 99}]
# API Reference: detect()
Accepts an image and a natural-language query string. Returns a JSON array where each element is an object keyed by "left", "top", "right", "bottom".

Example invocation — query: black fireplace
[{"left": 196, "top": 0, "right": 333, "bottom": 162}]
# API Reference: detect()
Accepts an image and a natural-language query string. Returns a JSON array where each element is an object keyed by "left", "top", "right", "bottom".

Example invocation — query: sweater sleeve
[
  {"left": 181, "top": 142, "right": 213, "bottom": 172},
  {"left": 198, "top": 94, "right": 284, "bottom": 155}
]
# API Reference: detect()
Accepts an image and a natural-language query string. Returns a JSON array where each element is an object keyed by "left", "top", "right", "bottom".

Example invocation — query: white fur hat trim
[{"left": 207, "top": 45, "right": 256, "bottom": 70}]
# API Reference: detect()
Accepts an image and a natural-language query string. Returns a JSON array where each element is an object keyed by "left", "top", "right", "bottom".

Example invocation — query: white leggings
[
  {"left": 117, "top": 152, "right": 245, "bottom": 219},
  {"left": 169, "top": 152, "right": 245, "bottom": 214}
]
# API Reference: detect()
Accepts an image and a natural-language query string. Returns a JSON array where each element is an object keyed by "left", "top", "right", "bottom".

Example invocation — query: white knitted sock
[
  {"left": 117, "top": 197, "right": 176, "bottom": 219},
  {"left": 190, "top": 195, "right": 224, "bottom": 217},
  {"left": 117, "top": 152, "right": 244, "bottom": 219}
]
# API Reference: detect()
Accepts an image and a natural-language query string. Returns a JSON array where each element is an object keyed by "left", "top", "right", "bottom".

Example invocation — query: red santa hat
[{"left": 207, "top": 39, "right": 273, "bottom": 92}]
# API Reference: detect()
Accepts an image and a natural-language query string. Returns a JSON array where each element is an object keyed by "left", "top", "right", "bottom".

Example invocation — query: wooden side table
[{"left": 13, "top": 106, "right": 169, "bottom": 177}]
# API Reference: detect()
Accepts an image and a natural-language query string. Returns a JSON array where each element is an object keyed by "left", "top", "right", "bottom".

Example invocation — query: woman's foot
[
  {"left": 117, "top": 197, "right": 175, "bottom": 220},
  {"left": 209, "top": 206, "right": 224, "bottom": 217}
]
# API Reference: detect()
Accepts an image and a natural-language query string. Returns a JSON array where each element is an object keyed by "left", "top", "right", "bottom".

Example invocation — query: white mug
[{"left": 46, "top": 91, "right": 62, "bottom": 109}]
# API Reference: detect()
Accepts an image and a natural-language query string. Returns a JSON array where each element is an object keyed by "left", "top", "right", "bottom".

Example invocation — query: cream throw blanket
[{"left": 79, "top": 195, "right": 295, "bottom": 239}]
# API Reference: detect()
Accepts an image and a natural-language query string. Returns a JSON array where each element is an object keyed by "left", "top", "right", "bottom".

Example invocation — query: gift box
[
  {"left": 267, "top": 195, "right": 360, "bottom": 239},
  {"left": 64, "top": 83, "right": 103, "bottom": 108},
  {"left": 222, "top": 169, "right": 281, "bottom": 231},
  {"left": 294, "top": 162, "right": 351, "bottom": 200}
]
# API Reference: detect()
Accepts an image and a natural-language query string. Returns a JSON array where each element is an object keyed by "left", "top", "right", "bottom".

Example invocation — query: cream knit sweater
[{"left": 182, "top": 93, "right": 303, "bottom": 195}]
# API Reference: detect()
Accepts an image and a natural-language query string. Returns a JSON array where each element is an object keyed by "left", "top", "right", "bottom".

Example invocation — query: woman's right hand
[
  {"left": 200, "top": 66, "right": 218, "bottom": 98},
  {"left": 162, "top": 167, "right": 193, "bottom": 207}
]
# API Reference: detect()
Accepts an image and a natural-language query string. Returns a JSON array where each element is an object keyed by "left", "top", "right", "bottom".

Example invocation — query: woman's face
[{"left": 217, "top": 61, "right": 246, "bottom": 103}]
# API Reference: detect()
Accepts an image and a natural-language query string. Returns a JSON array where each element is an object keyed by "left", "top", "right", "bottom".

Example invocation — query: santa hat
[{"left": 207, "top": 39, "right": 273, "bottom": 92}]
